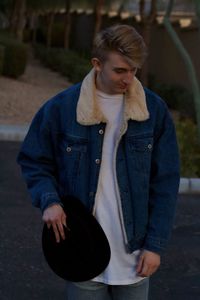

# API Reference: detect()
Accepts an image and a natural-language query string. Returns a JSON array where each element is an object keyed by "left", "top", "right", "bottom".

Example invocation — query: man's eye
[{"left": 115, "top": 69, "right": 124, "bottom": 73}]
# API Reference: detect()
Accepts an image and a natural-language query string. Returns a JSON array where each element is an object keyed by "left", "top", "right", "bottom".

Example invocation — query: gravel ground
[{"left": 0, "top": 52, "right": 71, "bottom": 125}]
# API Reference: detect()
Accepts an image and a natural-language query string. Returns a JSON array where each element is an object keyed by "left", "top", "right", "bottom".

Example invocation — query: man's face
[{"left": 92, "top": 51, "right": 137, "bottom": 95}]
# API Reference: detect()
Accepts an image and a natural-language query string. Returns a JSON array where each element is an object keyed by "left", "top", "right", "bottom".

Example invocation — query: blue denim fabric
[
  {"left": 65, "top": 278, "right": 149, "bottom": 300},
  {"left": 17, "top": 83, "right": 180, "bottom": 254}
]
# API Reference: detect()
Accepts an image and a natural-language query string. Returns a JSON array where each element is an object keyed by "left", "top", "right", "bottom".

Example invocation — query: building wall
[{"left": 149, "top": 23, "right": 200, "bottom": 90}]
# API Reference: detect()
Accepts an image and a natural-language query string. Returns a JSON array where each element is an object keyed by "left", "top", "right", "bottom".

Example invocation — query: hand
[
  {"left": 136, "top": 250, "right": 161, "bottom": 277},
  {"left": 42, "top": 204, "right": 67, "bottom": 243}
]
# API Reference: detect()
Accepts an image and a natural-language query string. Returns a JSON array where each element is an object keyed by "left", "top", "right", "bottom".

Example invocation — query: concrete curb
[
  {"left": 0, "top": 124, "right": 30, "bottom": 142},
  {"left": 0, "top": 124, "right": 200, "bottom": 194},
  {"left": 179, "top": 178, "right": 200, "bottom": 194}
]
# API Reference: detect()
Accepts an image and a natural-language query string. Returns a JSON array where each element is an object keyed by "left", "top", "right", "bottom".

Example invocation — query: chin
[{"left": 119, "top": 87, "right": 127, "bottom": 93}]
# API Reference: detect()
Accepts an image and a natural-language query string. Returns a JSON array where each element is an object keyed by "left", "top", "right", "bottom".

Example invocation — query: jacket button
[
  {"left": 99, "top": 129, "right": 104, "bottom": 135},
  {"left": 95, "top": 159, "right": 101, "bottom": 164},
  {"left": 66, "top": 147, "right": 72, "bottom": 152},
  {"left": 148, "top": 144, "right": 152, "bottom": 150}
]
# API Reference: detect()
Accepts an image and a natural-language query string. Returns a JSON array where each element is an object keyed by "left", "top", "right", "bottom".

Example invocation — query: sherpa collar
[{"left": 76, "top": 68, "right": 149, "bottom": 125}]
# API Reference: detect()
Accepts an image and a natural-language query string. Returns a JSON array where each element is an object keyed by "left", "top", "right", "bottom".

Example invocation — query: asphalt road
[{"left": 0, "top": 141, "right": 200, "bottom": 300}]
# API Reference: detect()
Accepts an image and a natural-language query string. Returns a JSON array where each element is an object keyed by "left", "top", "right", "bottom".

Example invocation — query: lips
[{"left": 119, "top": 84, "right": 128, "bottom": 89}]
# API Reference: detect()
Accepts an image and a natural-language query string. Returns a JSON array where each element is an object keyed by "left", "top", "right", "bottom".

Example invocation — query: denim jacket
[{"left": 17, "top": 69, "right": 180, "bottom": 255}]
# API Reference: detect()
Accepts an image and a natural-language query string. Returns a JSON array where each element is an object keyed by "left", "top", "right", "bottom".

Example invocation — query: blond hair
[{"left": 92, "top": 24, "right": 147, "bottom": 68}]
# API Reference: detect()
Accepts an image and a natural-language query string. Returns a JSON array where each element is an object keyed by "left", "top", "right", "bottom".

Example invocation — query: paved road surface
[{"left": 0, "top": 141, "right": 200, "bottom": 300}]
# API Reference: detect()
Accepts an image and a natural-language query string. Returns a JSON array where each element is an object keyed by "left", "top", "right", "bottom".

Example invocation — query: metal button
[
  {"left": 99, "top": 129, "right": 104, "bottom": 135},
  {"left": 66, "top": 147, "right": 72, "bottom": 152},
  {"left": 148, "top": 144, "right": 152, "bottom": 150},
  {"left": 95, "top": 159, "right": 101, "bottom": 164}
]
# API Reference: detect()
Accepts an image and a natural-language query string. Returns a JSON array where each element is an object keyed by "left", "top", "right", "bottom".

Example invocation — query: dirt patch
[{"left": 0, "top": 56, "right": 71, "bottom": 125}]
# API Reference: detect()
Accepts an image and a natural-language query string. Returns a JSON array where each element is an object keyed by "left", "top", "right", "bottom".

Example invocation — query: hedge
[
  {"left": 149, "top": 75, "right": 195, "bottom": 122},
  {"left": 34, "top": 45, "right": 91, "bottom": 83},
  {"left": 175, "top": 118, "right": 200, "bottom": 177},
  {"left": 0, "top": 34, "right": 28, "bottom": 78}
]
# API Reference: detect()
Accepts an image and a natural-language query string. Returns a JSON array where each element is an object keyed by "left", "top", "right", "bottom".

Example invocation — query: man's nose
[{"left": 123, "top": 72, "right": 134, "bottom": 84}]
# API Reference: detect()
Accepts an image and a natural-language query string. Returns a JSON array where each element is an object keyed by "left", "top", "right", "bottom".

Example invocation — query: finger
[
  {"left": 139, "top": 264, "right": 149, "bottom": 277},
  {"left": 137, "top": 254, "right": 150, "bottom": 277},
  {"left": 62, "top": 214, "right": 67, "bottom": 227},
  {"left": 62, "top": 214, "right": 71, "bottom": 232},
  {"left": 47, "top": 222, "right": 51, "bottom": 229},
  {"left": 140, "top": 264, "right": 158, "bottom": 277},
  {"left": 52, "top": 223, "right": 60, "bottom": 243},
  {"left": 57, "top": 222, "right": 65, "bottom": 240},
  {"left": 136, "top": 255, "right": 144, "bottom": 274}
]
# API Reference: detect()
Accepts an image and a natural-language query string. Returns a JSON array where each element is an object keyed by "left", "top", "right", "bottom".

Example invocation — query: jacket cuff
[
  {"left": 40, "top": 192, "right": 63, "bottom": 213},
  {"left": 143, "top": 235, "right": 168, "bottom": 255}
]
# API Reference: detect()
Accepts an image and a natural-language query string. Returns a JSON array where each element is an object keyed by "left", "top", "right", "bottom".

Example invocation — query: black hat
[{"left": 42, "top": 195, "right": 111, "bottom": 282}]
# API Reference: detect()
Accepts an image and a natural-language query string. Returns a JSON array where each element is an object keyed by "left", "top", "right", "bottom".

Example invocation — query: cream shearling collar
[{"left": 77, "top": 68, "right": 149, "bottom": 125}]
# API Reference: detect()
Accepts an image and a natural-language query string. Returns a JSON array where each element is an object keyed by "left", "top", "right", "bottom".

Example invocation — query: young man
[{"left": 17, "top": 25, "right": 180, "bottom": 299}]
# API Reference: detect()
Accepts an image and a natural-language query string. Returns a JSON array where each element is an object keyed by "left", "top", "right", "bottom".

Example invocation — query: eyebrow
[{"left": 112, "top": 67, "right": 137, "bottom": 71}]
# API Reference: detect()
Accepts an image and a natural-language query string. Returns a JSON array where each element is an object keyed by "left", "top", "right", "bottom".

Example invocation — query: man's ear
[{"left": 91, "top": 58, "right": 102, "bottom": 72}]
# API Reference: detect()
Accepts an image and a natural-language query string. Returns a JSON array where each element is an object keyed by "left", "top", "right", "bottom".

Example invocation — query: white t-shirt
[{"left": 92, "top": 90, "right": 143, "bottom": 285}]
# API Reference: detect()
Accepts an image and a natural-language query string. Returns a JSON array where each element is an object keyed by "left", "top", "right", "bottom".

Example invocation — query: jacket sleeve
[
  {"left": 144, "top": 104, "right": 180, "bottom": 254},
  {"left": 17, "top": 104, "right": 62, "bottom": 213}
]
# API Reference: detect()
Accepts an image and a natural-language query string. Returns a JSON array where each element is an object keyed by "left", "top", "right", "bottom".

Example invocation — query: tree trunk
[
  {"left": 32, "top": 14, "right": 38, "bottom": 45},
  {"left": 194, "top": 0, "right": 200, "bottom": 39},
  {"left": 93, "top": 0, "right": 104, "bottom": 45},
  {"left": 63, "top": 0, "right": 71, "bottom": 49},
  {"left": 46, "top": 12, "right": 54, "bottom": 48},
  {"left": 139, "top": 0, "right": 157, "bottom": 87},
  {"left": 163, "top": 0, "right": 200, "bottom": 140},
  {"left": 28, "top": 11, "right": 38, "bottom": 45},
  {"left": 9, "top": 0, "right": 26, "bottom": 41}
]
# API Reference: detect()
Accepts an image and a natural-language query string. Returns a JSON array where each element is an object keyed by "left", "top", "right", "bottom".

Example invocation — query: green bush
[
  {"left": 0, "top": 35, "right": 28, "bottom": 78},
  {"left": 149, "top": 75, "right": 195, "bottom": 121},
  {"left": 175, "top": 118, "right": 200, "bottom": 177},
  {"left": 0, "top": 44, "right": 5, "bottom": 75},
  {"left": 69, "top": 61, "right": 91, "bottom": 83},
  {"left": 34, "top": 45, "right": 91, "bottom": 83}
]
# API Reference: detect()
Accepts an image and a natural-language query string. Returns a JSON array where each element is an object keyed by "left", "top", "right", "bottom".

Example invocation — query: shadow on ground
[{"left": 0, "top": 141, "right": 199, "bottom": 300}]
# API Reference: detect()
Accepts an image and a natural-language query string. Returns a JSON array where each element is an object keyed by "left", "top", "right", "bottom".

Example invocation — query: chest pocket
[
  {"left": 65, "top": 140, "right": 88, "bottom": 154},
  {"left": 129, "top": 137, "right": 153, "bottom": 152},
  {"left": 127, "top": 136, "right": 153, "bottom": 175},
  {"left": 57, "top": 133, "right": 88, "bottom": 179}
]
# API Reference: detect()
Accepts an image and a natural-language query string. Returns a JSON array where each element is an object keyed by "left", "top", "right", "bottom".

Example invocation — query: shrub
[
  {"left": 69, "top": 61, "right": 91, "bottom": 83},
  {"left": 0, "top": 34, "right": 28, "bottom": 78},
  {"left": 175, "top": 118, "right": 200, "bottom": 177},
  {"left": 149, "top": 75, "right": 195, "bottom": 122},
  {"left": 34, "top": 45, "right": 91, "bottom": 83}
]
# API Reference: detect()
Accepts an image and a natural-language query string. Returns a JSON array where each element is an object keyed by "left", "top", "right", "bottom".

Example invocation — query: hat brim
[{"left": 42, "top": 195, "right": 111, "bottom": 282}]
